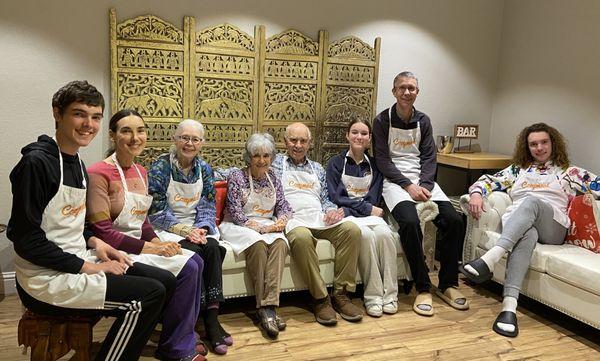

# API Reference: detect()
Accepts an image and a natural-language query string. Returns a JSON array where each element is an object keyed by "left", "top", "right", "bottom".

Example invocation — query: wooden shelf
[{"left": 436, "top": 152, "right": 512, "bottom": 170}]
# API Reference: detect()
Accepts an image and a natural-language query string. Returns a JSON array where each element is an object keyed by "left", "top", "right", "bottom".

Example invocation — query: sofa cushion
[
  {"left": 481, "top": 230, "right": 500, "bottom": 251},
  {"left": 222, "top": 234, "right": 407, "bottom": 272},
  {"left": 481, "top": 231, "right": 569, "bottom": 273},
  {"left": 546, "top": 245, "right": 600, "bottom": 296},
  {"left": 565, "top": 194, "right": 600, "bottom": 254},
  {"left": 214, "top": 180, "right": 227, "bottom": 225}
]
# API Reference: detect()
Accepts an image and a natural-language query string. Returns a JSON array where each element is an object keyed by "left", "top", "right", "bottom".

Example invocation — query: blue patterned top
[{"left": 148, "top": 152, "right": 217, "bottom": 235}]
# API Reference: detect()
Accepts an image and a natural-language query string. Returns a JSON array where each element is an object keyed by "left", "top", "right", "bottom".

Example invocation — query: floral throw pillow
[{"left": 565, "top": 193, "right": 600, "bottom": 253}]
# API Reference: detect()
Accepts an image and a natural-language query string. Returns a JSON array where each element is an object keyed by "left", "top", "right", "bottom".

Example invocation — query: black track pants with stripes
[{"left": 17, "top": 266, "right": 169, "bottom": 361}]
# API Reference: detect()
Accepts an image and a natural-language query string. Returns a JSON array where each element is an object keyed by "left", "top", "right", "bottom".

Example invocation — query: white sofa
[
  {"left": 219, "top": 206, "right": 440, "bottom": 299},
  {"left": 460, "top": 192, "right": 600, "bottom": 329}
]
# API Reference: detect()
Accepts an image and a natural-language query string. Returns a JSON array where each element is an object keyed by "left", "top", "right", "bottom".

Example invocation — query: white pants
[{"left": 358, "top": 224, "right": 398, "bottom": 306}]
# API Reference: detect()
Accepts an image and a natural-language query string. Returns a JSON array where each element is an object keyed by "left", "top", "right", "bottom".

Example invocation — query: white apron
[
  {"left": 340, "top": 153, "right": 389, "bottom": 228},
  {"left": 504, "top": 170, "right": 570, "bottom": 228},
  {"left": 156, "top": 158, "right": 220, "bottom": 243},
  {"left": 219, "top": 171, "right": 287, "bottom": 256},
  {"left": 382, "top": 106, "right": 448, "bottom": 210},
  {"left": 15, "top": 146, "right": 107, "bottom": 309},
  {"left": 111, "top": 154, "right": 193, "bottom": 276},
  {"left": 283, "top": 156, "right": 349, "bottom": 233}
]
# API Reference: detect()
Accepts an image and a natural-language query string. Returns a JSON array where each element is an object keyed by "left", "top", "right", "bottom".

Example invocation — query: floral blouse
[
  {"left": 469, "top": 162, "right": 600, "bottom": 202},
  {"left": 225, "top": 168, "right": 293, "bottom": 226}
]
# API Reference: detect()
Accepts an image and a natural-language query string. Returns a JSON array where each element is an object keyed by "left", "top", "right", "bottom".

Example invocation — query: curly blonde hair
[{"left": 512, "top": 123, "right": 569, "bottom": 168}]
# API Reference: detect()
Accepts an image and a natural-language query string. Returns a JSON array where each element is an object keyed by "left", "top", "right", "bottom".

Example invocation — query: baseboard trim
[{"left": 1, "top": 271, "right": 16, "bottom": 295}]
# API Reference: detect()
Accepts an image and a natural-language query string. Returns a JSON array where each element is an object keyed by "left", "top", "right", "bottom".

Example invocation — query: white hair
[
  {"left": 284, "top": 122, "right": 312, "bottom": 140},
  {"left": 243, "top": 133, "right": 277, "bottom": 165},
  {"left": 175, "top": 119, "right": 205, "bottom": 139}
]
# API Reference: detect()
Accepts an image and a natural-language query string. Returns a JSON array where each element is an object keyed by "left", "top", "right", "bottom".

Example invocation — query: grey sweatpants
[{"left": 497, "top": 197, "right": 567, "bottom": 299}]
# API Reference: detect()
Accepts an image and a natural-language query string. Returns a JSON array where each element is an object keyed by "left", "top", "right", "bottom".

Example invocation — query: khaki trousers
[
  {"left": 244, "top": 239, "right": 287, "bottom": 308},
  {"left": 287, "top": 221, "right": 361, "bottom": 300}
]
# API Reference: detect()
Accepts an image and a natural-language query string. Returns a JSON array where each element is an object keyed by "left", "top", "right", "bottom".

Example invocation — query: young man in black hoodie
[{"left": 8, "top": 81, "right": 169, "bottom": 361}]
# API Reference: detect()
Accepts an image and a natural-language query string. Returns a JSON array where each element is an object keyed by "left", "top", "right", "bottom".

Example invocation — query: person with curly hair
[{"left": 460, "top": 122, "right": 600, "bottom": 337}]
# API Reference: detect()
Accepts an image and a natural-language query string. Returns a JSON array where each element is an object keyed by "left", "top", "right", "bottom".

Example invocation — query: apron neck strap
[
  {"left": 112, "top": 153, "right": 145, "bottom": 193},
  {"left": 343, "top": 151, "right": 370, "bottom": 177},
  {"left": 52, "top": 136, "right": 86, "bottom": 188},
  {"left": 248, "top": 169, "right": 274, "bottom": 193}
]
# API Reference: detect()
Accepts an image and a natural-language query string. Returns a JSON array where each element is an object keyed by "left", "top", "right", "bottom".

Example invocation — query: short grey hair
[
  {"left": 174, "top": 119, "right": 205, "bottom": 139},
  {"left": 243, "top": 133, "right": 277, "bottom": 165},
  {"left": 393, "top": 71, "right": 419, "bottom": 88}
]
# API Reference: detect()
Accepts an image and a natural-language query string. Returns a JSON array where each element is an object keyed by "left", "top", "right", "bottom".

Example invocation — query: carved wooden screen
[
  {"left": 110, "top": 9, "right": 191, "bottom": 167},
  {"left": 109, "top": 9, "right": 380, "bottom": 168},
  {"left": 320, "top": 36, "right": 381, "bottom": 164},
  {"left": 190, "top": 21, "right": 262, "bottom": 168},
  {"left": 261, "top": 30, "right": 324, "bottom": 160}
]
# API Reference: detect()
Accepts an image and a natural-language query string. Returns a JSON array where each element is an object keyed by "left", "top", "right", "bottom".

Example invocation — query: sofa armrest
[
  {"left": 460, "top": 192, "right": 512, "bottom": 262},
  {"left": 487, "top": 191, "right": 512, "bottom": 215}
]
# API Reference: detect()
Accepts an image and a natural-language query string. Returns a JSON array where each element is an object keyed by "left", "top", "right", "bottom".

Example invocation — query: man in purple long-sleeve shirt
[{"left": 372, "top": 71, "right": 469, "bottom": 317}]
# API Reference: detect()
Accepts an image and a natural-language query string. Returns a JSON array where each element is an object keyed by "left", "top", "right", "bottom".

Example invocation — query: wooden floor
[{"left": 1, "top": 277, "right": 599, "bottom": 360}]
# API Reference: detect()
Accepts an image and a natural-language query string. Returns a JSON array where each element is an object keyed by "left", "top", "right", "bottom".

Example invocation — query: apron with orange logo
[
  {"left": 15, "top": 144, "right": 107, "bottom": 309},
  {"left": 340, "top": 153, "right": 389, "bottom": 228},
  {"left": 111, "top": 154, "right": 193, "bottom": 276},
  {"left": 282, "top": 156, "right": 351, "bottom": 233},
  {"left": 504, "top": 168, "right": 569, "bottom": 227},
  {"left": 382, "top": 107, "right": 448, "bottom": 210},
  {"left": 219, "top": 170, "right": 288, "bottom": 256},
  {"left": 156, "top": 158, "right": 220, "bottom": 243}
]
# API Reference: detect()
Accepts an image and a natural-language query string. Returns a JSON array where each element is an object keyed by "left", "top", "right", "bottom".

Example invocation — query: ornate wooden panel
[
  {"left": 190, "top": 21, "right": 261, "bottom": 167},
  {"left": 260, "top": 30, "right": 324, "bottom": 161},
  {"left": 110, "top": 9, "right": 191, "bottom": 167},
  {"left": 320, "top": 35, "right": 381, "bottom": 165},
  {"left": 109, "top": 9, "right": 380, "bottom": 168}
]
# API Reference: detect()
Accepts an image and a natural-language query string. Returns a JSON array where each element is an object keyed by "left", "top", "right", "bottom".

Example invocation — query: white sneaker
[
  {"left": 366, "top": 304, "right": 383, "bottom": 317},
  {"left": 383, "top": 301, "right": 398, "bottom": 314}
]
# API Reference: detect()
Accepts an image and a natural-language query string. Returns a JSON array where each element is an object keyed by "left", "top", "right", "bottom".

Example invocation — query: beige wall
[
  {"left": 490, "top": 0, "right": 600, "bottom": 171},
  {"left": 0, "top": 0, "right": 504, "bottom": 284}
]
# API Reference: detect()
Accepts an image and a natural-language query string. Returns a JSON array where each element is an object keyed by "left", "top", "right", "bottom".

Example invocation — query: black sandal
[
  {"left": 459, "top": 258, "right": 493, "bottom": 284},
  {"left": 492, "top": 311, "right": 519, "bottom": 337}
]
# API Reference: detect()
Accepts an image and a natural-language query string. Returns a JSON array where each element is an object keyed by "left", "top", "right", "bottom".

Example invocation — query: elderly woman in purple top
[{"left": 218, "top": 133, "right": 293, "bottom": 339}]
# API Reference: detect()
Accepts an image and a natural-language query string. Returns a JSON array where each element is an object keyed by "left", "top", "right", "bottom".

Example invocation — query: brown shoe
[
  {"left": 313, "top": 296, "right": 337, "bottom": 326},
  {"left": 331, "top": 291, "right": 363, "bottom": 322}
]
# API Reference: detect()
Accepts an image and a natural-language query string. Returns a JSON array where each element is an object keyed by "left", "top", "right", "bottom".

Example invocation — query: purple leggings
[{"left": 159, "top": 254, "right": 203, "bottom": 358}]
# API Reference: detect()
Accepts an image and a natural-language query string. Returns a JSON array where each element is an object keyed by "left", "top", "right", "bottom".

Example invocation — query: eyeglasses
[
  {"left": 177, "top": 135, "right": 203, "bottom": 144},
  {"left": 394, "top": 85, "right": 418, "bottom": 94}
]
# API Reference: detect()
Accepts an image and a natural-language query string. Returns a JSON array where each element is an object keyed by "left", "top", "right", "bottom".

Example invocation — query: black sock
[{"left": 204, "top": 308, "right": 223, "bottom": 345}]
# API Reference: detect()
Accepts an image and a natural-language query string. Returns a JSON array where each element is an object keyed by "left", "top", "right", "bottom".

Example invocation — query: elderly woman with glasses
[
  {"left": 148, "top": 119, "right": 230, "bottom": 355},
  {"left": 219, "top": 133, "right": 293, "bottom": 339}
]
